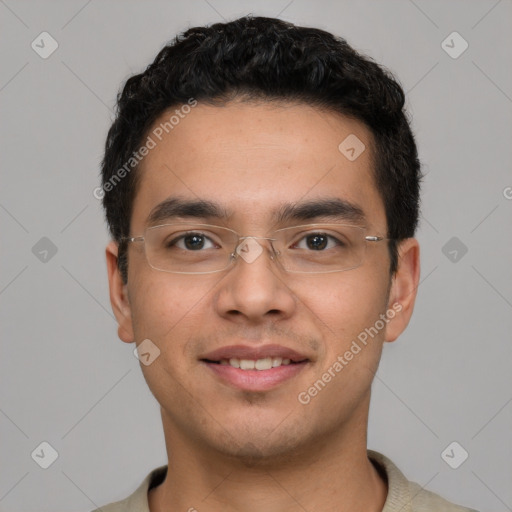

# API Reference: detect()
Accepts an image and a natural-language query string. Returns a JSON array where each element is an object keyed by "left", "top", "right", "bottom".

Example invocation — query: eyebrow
[
  {"left": 145, "top": 197, "right": 366, "bottom": 227},
  {"left": 275, "top": 198, "right": 366, "bottom": 225},
  {"left": 146, "top": 197, "right": 230, "bottom": 226}
]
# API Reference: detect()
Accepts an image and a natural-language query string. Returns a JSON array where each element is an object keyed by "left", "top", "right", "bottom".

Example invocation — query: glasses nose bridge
[
  {"left": 232, "top": 235, "right": 279, "bottom": 266},
  {"left": 237, "top": 235, "right": 277, "bottom": 244}
]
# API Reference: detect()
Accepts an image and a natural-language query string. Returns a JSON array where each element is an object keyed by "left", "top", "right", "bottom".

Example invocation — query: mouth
[
  {"left": 204, "top": 356, "right": 301, "bottom": 370},
  {"left": 200, "top": 345, "right": 311, "bottom": 391}
]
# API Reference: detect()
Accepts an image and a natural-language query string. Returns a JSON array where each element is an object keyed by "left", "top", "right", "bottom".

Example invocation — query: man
[{"left": 97, "top": 16, "right": 478, "bottom": 512}]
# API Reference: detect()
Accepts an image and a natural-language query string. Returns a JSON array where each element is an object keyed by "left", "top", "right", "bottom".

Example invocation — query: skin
[{"left": 106, "top": 100, "right": 420, "bottom": 512}]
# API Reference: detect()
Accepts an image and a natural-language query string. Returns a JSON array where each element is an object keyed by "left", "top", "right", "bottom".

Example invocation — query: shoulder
[
  {"left": 368, "top": 450, "right": 479, "bottom": 512},
  {"left": 407, "top": 481, "right": 479, "bottom": 512},
  {"left": 90, "top": 466, "right": 167, "bottom": 512}
]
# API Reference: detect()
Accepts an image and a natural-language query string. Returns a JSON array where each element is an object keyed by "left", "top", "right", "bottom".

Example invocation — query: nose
[{"left": 213, "top": 238, "right": 296, "bottom": 324}]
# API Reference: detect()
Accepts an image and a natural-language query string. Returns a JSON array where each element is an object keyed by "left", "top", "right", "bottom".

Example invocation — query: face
[{"left": 106, "top": 101, "right": 419, "bottom": 462}]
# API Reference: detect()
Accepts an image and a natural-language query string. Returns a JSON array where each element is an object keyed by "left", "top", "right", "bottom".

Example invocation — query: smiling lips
[
  {"left": 200, "top": 344, "right": 310, "bottom": 391},
  {"left": 221, "top": 356, "right": 292, "bottom": 370}
]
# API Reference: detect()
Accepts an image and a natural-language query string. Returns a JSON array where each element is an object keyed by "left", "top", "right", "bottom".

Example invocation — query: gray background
[{"left": 1, "top": 0, "right": 511, "bottom": 510}]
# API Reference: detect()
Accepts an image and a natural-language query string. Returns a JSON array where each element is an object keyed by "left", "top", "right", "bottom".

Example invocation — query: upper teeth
[{"left": 221, "top": 357, "right": 292, "bottom": 370}]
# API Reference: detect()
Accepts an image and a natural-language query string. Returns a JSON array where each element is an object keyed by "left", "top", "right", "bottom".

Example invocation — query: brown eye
[
  {"left": 184, "top": 234, "right": 206, "bottom": 250},
  {"left": 168, "top": 232, "right": 216, "bottom": 251},
  {"left": 306, "top": 234, "right": 328, "bottom": 250}
]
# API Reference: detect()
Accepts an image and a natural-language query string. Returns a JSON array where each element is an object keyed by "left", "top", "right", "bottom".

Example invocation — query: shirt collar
[{"left": 122, "top": 450, "right": 412, "bottom": 512}]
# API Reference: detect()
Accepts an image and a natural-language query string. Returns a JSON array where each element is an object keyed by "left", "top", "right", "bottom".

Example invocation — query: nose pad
[
  {"left": 234, "top": 237, "right": 278, "bottom": 265},
  {"left": 235, "top": 237, "right": 264, "bottom": 264}
]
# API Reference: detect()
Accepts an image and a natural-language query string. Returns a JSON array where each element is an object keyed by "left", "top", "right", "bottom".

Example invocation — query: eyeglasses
[{"left": 122, "top": 223, "right": 388, "bottom": 275}]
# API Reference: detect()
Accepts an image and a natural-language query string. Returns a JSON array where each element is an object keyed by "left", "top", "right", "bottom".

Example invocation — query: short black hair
[{"left": 100, "top": 16, "right": 421, "bottom": 283}]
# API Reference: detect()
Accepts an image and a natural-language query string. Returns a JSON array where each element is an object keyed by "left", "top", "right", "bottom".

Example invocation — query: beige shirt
[{"left": 93, "top": 450, "right": 478, "bottom": 511}]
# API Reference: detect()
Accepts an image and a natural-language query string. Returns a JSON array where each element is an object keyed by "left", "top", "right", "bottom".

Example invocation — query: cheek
[
  {"left": 128, "top": 276, "right": 211, "bottom": 405},
  {"left": 297, "top": 275, "right": 389, "bottom": 416},
  {"left": 299, "top": 272, "right": 388, "bottom": 345},
  {"left": 129, "top": 273, "right": 212, "bottom": 344}
]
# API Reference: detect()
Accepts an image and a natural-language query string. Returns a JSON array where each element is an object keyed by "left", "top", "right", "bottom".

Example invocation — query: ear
[
  {"left": 106, "top": 240, "right": 135, "bottom": 343},
  {"left": 385, "top": 238, "right": 420, "bottom": 343}
]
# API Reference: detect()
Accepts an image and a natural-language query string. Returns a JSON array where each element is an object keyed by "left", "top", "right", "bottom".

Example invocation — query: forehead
[{"left": 131, "top": 101, "right": 385, "bottom": 231}]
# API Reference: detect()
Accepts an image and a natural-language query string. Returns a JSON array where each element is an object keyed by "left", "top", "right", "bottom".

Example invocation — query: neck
[{"left": 149, "top": 401, "right": 387, "bottom": 512}]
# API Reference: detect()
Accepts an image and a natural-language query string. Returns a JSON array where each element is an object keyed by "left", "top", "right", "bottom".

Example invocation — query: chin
[
  {"left": 221, "top": 441, "right": 302, "bottom": 468},
  {"left": 208, "top": 421, "right": 315, "bottom": 468}
]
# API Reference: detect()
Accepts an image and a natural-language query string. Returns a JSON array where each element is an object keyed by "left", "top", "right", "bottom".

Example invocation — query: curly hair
[{"left": 100, "top": 16, "right": 421, "bottom": 283}]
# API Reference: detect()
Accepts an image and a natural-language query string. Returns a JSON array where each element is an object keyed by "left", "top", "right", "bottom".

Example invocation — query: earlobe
[
  {"left": 105, "top": 241, "right": 135, "bottom": 343},
  {"left": 385, "top": 238, "right": 420, "bottom": 343}
]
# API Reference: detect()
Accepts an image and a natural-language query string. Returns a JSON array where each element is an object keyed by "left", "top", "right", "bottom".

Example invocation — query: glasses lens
[
  {"left": 140, "top": 223, "right": 372, "bottom": 274},
  {"left": 274, "top": 224, "right": 366, "bottom": 273},
  {"left": 144, "top": 224, "right": 237, "bottom": 274}
]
